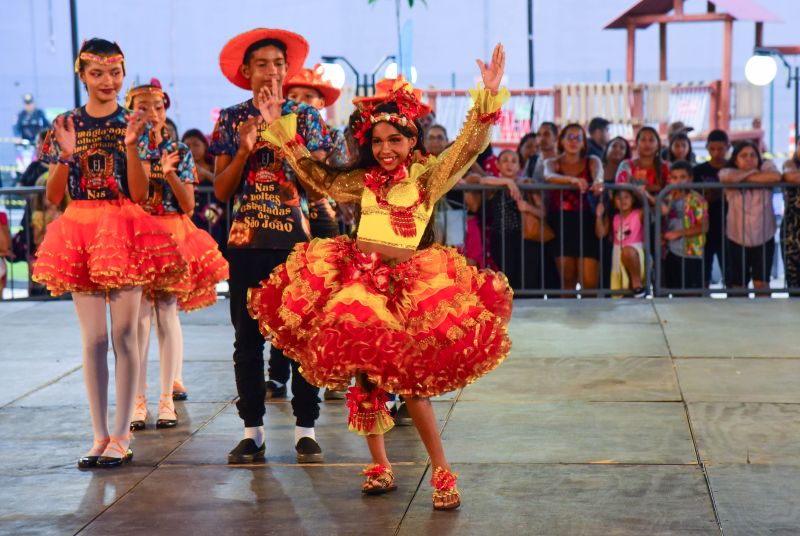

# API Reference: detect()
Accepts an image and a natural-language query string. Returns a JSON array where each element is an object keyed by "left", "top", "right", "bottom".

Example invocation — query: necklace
[{"left": 363, "top": 157, "right": 424, "bottom": 238}]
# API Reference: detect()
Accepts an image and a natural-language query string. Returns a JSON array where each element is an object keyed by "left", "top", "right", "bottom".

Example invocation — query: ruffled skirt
[
  {"left": 248, "top": 236, "right": 512, "bottom": 397},
  {"left": 147, "top": 213, "right": 229, "bottom": 311},
  {"left": 32, "top": 199, "right": 186, "bottom": 296}
]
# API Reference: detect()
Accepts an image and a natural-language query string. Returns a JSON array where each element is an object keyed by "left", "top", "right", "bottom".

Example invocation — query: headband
[{"left": 74, "top": 52, "right": 125, "bottom": 74}]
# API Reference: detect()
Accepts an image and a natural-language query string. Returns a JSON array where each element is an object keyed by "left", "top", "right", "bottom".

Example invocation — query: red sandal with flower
[
  {"left": 361, "top": 463, "right": 397, "bottom": 495},
  {"left": 431, "top": 466, "right": 461, "bottom": 511}
]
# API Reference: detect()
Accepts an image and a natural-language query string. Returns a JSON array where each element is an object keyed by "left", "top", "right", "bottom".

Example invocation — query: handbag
[{"left": 522, "top": 211, "right": 555, "bottom": 242}]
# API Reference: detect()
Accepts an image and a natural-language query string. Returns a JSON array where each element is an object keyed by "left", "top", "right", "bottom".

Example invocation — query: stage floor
[{"left": 1, "top": 298, "right": 799, "bottom": 535}]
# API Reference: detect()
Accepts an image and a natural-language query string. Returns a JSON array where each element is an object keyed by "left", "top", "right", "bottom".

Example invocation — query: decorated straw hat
[
  {"left": 283, "top": 64, "right": 341, "bottom": 106},
  {"left": 219, "top": 28, "right": 309, "bottom": 90},
  {"left": 352, "top": 75, "right": 431, "bottom": 115}
]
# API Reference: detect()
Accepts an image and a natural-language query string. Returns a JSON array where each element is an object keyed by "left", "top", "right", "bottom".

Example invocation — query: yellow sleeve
[
  {"left": 425, "top": 86, "right": 509, "bottom": 202},
  {"left": 261, "top": 113, "right": 364, "bottom": 204}
]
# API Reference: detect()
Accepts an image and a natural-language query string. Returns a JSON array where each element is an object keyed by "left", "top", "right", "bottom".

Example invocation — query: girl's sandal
[
  {"left": 431, "top": 466, "right": 461, "bottom": 511},
  {"left": 361, "top": 463, "right": 397, "bottom": 495}
]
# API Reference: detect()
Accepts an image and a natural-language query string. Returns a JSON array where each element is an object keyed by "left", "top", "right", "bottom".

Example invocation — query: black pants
[
  {"left": 521, "top": 239, "right": 560, "bottom": 291},
  {"left": 228, "top": 248, "right": 320, "bottom": 428},
  {"left": 703, "top": 200, "right": 726, "bottom": 286},
  {"left": 725, "top": 238, "right": 775, "bottom": 287},
  {"left": 491, "top": 229, "right": 523, "bottom": 289},
  {"left": 665, "top": 252, "right": 703, "bottom": 290}
]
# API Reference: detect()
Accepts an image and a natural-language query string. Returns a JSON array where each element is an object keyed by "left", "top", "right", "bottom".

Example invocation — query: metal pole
[
  {"left": 70, "top": 0, "right": 80, "bottom": 108},
  {"left": 527, "top": 0, "right": 534, "bottom": 87}
]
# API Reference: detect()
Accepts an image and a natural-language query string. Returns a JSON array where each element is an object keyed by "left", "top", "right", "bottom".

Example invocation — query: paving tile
[
  {"left": 707, "top": 464, "right": 800, "bottom": 536},
  {"left": 0, "top": 403, "right": 225, "bottom": 475},
  {"left": 461, "top": 356, "right": 680, "bottom": 402},
  {"left": 0, "top": 466, "right": 153, "bottom": 536},
  {"left": 441, "top": 401, "right": 697, "bottom": 464},
  {"left": 399, "top": 464, "right": 719, "bottom": 536},
  {"left": 165, "top": 402, "right": 447, "bottom": 466},
  {"left": 80, "top": 464, "right": 427, "bottom": 536},
  {"left": 655, "top": 298, "right": 800, "bottom": 358},
  {"left": 0, "top": 359, "right": 81, "bottom": 407},
  {"left": 676, "top": 359, "right": 800, "bottom": 403},
  {"left": 689, "top": 402, "right": 800, "bottom": 465}
]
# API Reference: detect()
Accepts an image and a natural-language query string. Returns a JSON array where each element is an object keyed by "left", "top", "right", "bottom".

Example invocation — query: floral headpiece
[
  {"left": 125, "top": 78, "right": 170, "bottom": 110},
  {"left": 352, "top": 77, "right": 430, "bottom": 145},
  {"left": 74, "top": 52, "right": 125, "bottom": 74}
]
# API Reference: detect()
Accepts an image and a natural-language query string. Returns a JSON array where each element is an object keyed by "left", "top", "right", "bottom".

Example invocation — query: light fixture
[
  {"left": 384, "top": 62, "right": 418, "bottom": 83},
  {"left": 319, "top": 63, "right": 346, "bottom": 89},
  {"left": 745, "top": 53, "right": 778, "bottom": 86}
]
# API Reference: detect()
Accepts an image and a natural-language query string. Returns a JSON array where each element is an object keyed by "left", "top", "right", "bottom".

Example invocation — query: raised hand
[
  {"left": 238, "top": 116, "right": 260, "bottom": 155},
  {"left": 477, "top": 43, "right": 505, "bottom": 94},
  {"left": 53, "top": 115, "right": 76, "bottom": 157},
  {"left": 256, "top": 79, "right": 284, "bottom": 125},
  {"left": 125, "top": 110, "right": 147, "bottom": 147},
  {"left": 160, "top": 149, "right": 181, "bottom": 176}
]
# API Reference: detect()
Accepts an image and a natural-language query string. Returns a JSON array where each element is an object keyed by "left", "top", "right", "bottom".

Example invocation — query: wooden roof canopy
[{"left": 604, "top": 0, "right": 782, "bottom": 130}]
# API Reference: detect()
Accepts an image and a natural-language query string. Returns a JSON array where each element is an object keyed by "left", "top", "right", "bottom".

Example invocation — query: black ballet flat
[
  {"left": 96, "top": 449, "right": 133, "bottom": 468},
  {"left": 130, "top": 420, "right": 147, "bottom": 431},
  {"left": 78, "top": 455, "right": 100, "bottom": 469},
  {"left": 156, "top": 416, "right": 178, "bottom": 429}
]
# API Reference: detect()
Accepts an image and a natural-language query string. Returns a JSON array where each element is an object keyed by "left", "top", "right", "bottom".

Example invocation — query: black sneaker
[
  {"left": 393, "top": 401, "right": 413, "bottom": 426},
  {"left": 227, "top": 439, "right": 266, "bottom": 464},
  {"left": 295, "top": 437, "right": 324, "bottom": 464},
  {"left": 632, "top": 287, "right": 647, "bottom": 298},
  {"left": 265, "top": 380, "right": 287, "bottom": 400}
]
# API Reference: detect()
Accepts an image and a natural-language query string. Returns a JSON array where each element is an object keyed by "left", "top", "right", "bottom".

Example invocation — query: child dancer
[
  {"left": 250, "top": 44, "right": 512, "bottom": 510},
  {"left": 32, "top": 38, "right": 185, "bottom": 467},
  {"left": 126, "top": 79, "right": 229, "bottom": 430}
]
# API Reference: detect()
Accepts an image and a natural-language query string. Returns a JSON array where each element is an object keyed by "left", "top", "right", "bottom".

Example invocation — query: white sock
[
  {"left": 295, "top": 426, "right": 315, "bottom": 445},
  {"left": 244, "top": 426, "right": 265, "bottom": 448},
  {"left": 269, "top": 380, "right": 285, "bottom": 388}
]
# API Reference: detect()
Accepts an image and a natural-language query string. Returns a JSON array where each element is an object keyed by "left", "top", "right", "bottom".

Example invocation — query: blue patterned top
[{"left": 209, "top": 99, "right": 332, "bottom": 249}]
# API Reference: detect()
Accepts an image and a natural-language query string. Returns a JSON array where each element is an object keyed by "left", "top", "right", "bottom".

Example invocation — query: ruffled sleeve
[
  {"left": 424, "top": 86, "right": 509, "bottom": 202},
  {"left": 261, "top": 114, "right": 364, "bottom": 205}
]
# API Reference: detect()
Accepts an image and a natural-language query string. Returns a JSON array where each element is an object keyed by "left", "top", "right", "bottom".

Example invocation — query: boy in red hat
[{"left": 210, "top": 28, "right": 332, "bottom": 465}]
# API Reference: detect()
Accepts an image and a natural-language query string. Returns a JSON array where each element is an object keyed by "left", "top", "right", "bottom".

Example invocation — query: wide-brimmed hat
[
  {"left": 352, "top": 75, "right": 431, "bottom": 115},
  {"left": 283, "top": 64, "right": 341, "bottom": 106},
  {"left": 219, "top": 28, "right": 309, "bottom": 90}
]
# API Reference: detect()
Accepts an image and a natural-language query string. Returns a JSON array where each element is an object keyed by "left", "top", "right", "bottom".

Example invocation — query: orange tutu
[
  {"left": 32, "top": 199, "right": 187, "bottom": 296},
  {"left": 146, "top": 213, "right": 229, "bottom": 312},
  {"left": 248, "top": 236, "right": 513, "bottom": 397}
]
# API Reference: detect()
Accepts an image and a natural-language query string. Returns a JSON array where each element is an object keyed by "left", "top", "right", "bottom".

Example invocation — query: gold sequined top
[{"left": 260, "top": 86, "right": 509, "bottom": 250}]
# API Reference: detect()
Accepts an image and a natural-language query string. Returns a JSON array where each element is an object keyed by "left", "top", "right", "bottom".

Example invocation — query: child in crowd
[
  {"left": 596, "top": 189, "right": 646, "bottom": 297},
  {"left": 661, "top": 161, "right": 708, "bottom": 292}
]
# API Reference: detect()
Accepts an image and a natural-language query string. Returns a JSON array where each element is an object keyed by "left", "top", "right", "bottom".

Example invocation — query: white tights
[
  {"left": 72, "top": 288, "right": 142, "bottom": 454},
  {"left": 136, "top": 293, "right": 182, "bottom": 404}
]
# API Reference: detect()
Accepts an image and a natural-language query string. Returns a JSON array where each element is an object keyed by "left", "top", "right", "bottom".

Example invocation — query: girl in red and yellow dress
[
  {"left": 249, "top": 44, "right": 512, "bottom": 510},
  {"left": 32, "top": 39, "right": 186, "bottom": 468},
  {"left": 126, "top": 80, "right": 229, "bottom": 431}
]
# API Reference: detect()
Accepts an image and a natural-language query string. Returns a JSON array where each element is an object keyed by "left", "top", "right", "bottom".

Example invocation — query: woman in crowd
[
  {"left": 517, "top": 131, "right": 538, "bottom": 178},
  {"left": 249, "top": 44, "right": 512, "bottom": 510},
  {"left": 720, "top": 141, "right": 781, "bottom": 292},
  {"left": 544, "top": 123, "right": 604, "bottom": 294},
  {"left": 126, "top": 79, "right": 229, "bottom": 429},
  {"left": 615, "top": 126, "right": 669, "bottom": 200},
  {"left": 782, "top": 138, "right": 800, "bottom": 291},
  {"left": 32, "top": 38, "right": 186, "bottom": 468}
]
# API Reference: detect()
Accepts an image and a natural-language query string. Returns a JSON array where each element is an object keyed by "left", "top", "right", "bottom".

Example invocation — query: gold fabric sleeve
[
  {"left": 261, "top": 113, "right": 364, "bottom": 205},
  {"left": 425, "top": 86, "right": 510, "bottom": 202}
]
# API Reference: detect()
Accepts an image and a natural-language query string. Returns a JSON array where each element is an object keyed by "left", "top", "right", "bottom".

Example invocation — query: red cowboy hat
[
  {"left": 352, "top": 75, "right": 431, "bottom": 115},
  {"left": 282, "top": 64, "right": 341, "bottom": 106},
  {"left": 219, "top": 28, "right": 309, "bottom": 90}
]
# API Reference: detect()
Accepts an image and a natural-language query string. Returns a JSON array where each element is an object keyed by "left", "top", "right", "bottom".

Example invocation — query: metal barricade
[
  {"left": 654, "top": 182, "right": 798, "bottom": 297},
  {"left": 441, "top": 183, "right": 652, "bottom": 298}
]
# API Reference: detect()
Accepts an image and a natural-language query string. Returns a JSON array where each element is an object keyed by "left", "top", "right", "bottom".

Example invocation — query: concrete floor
[{"left": 1, "top": 298, "right": 799, "bottom": 535}]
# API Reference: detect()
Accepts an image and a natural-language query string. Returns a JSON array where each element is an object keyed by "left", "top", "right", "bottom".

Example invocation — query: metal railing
[{"left": 1, "top": 182, "right": 797, "bottom": 300}]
